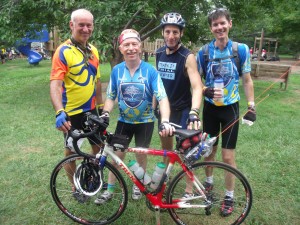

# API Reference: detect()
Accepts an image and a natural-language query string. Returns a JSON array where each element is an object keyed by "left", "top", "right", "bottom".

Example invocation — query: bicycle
[{"left": 50, "top": 112, "right": 252, "bottom": 225}]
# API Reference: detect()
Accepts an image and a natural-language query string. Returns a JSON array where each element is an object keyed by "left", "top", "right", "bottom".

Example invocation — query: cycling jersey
[
  {"left": 106, "top": 61, "right": 167, "bottom": 124},
  {"left": 156, "top": 45, "right": 192, "bottom": 110},
  {"left": 197, "top": 39, "right": 251, "bottom": 106},
  {"left": 50, "top": 39, "right": 100, "bottom": 116}
]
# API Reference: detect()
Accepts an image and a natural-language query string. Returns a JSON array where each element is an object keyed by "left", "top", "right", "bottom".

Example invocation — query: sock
[
  {"left": 225, "top": 190, "right": 234, "bottom": 198},
  {"left": 206, "top": 176, "right": 213, "bottom": 184},
  {"left": 107, "top": 184, "right": 115, "bottom": 193}
]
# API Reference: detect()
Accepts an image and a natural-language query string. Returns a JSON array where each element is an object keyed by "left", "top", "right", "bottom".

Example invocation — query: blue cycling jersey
[
  {"left": 106, "top": 60, "right": 167, "bottom": 124},
  {"left": 197, "top": 39, "right": 251, "bottom": 106}
]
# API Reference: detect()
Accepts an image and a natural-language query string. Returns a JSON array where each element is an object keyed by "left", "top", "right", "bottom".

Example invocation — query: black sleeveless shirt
[{"left": 156, "top": 45, "right": 192, "bottom": 110}]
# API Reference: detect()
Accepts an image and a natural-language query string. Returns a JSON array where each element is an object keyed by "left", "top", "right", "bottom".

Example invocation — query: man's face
[
  {"left": 119, "top": 38, "right": 141, "bottom": 62},
  {"left": 162, "top": 25, "right": 182, "bottom": 48},
  {"left": 70, "top": 13, "right": 94, "bottom": 46},
  {"left": 210, "top": 16, "right": 232, "bottom": 40}
]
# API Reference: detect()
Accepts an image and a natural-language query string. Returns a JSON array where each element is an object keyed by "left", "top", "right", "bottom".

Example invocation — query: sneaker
[
  {"left": 72, "top": 191, "right": 90, "bottom": 203},
  {"left": 204, "top": 182, "right": 214, "bottom": 192},
  {"left": 132, "top": 185, "right": 142, "bottom": 200},
  {"left": 182, "top": 192, "right": 194, "bottom": 199},
  {"left": 220, "top": 195, "right": 234, "bottom": 217},
  {"left": 94, "top": 190, "right": 113, "bottom": 205}
]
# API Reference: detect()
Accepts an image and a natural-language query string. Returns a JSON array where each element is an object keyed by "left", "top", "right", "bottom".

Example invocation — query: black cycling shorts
[
  {"left": 202, "top": 101, "right": 239, "bottom": 149},
  {"left": 115, "top": 121, "right": 154, "bottom": 148},
  {"left": 158, "top": 107, "right": 190, "bottom": 129},
  {"left": 64, "top": 109, "right": 101, "bottom": 146}
]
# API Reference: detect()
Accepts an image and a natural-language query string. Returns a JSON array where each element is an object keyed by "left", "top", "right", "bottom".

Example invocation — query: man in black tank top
[{"left": 155, "top": 13, "right": 203, "bottom": 171}]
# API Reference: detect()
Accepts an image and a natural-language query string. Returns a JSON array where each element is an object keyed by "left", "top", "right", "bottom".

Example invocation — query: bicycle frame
[{"left": 100, "top": 143, "right": 210, "bottom": 209}]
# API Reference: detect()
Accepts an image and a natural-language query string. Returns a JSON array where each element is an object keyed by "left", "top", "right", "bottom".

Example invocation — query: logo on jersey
[
  {"left": 210, "top": 61, "right": 234, "bottom": 87},
  {"left": 120, "top": 83, "right": 145, "bottom": 108},
  {"left": 158, "top": 61, "right": 177, "bottom": 80}
]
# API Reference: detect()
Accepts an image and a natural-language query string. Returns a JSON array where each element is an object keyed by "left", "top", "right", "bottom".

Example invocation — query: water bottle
[
  {"left": 150, "top": 162, "right": 166, "bottom": 190},
  {"left": 128, "top": 160, "right": 151, "bottom": 185},
  {"left": 214, "top": 78, "right": 224, "bottom": 102}
]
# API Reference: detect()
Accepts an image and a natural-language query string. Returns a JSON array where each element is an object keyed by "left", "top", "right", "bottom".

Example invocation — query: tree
[
  {"left": 0, "top": 0, "right": 209, "bottom": 67},
  {"left": 0, "top": 0, "right": 298, "bottom": 67}
]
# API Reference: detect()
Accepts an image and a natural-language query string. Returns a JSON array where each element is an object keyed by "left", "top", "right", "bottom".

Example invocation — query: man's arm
[
  {"left": 185, "top": 54, "right": 204, "bottom": 130},
  {"left": 50, "top": 79, "right": 71, "bottom": 132},
  {"left": 242, "top": 73, "right": 255, "bottom": 103},
  {"left": 95, "top": 79, "right": 104, "bottom": 114}
]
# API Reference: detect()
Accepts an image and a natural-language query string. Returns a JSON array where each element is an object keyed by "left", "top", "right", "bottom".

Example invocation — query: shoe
[
  {"left": 182, "top": 192, "right": 194, "bottom": 199},
  {"left": 204, "top": 182, "right": 214, "bottom": 192},
  {"left": 94, "top": 190, "right": 113, "bottom": 205},
  {"left": 72, "top": 191, "right": 90, "bottom": 203},
  {"left": 132, "top": 185, "right": 142, "bottom": 200},
  {"left": 220, "top": 195, "right": 234, "bottom": 217}
]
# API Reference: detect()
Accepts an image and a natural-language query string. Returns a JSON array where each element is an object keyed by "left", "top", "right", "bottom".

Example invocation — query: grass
[{"left": 0, "top": 58, "right": 299, "bottom": 225}]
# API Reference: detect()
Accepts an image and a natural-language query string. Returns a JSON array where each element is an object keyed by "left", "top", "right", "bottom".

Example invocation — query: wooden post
[{"left": 257, "top": 28, "right": 264, "bottom": 62}]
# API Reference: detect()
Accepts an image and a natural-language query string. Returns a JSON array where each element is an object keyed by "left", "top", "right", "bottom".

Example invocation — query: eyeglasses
[{"left": 208, "top": 8, "right": 228, "bottom": 16}]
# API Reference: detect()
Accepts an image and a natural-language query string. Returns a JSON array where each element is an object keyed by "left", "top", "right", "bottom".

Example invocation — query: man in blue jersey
[
  {"left": 197, "top": 8, "right": 256, "bottom": 216},
  {"left": 155, "top": 12, "right": 203, "bottom": 166},
  {"left": 95, "top": 29, "right": 173, "bottom": 204}
]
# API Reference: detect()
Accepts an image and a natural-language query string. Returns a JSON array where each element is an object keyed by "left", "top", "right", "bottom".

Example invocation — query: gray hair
[{"left": 71, "top": 9, "right": 94, "bottom": 23}]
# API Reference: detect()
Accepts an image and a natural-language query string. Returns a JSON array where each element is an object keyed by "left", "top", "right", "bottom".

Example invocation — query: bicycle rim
[
  {"left": 166, "top": 161, "right": 252, "bottom": 225},
  {"left": 50, "top": 154, "right": 128, "bottom": 225}
]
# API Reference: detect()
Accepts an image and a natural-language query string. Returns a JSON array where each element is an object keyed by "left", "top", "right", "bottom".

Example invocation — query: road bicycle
[{"left": 50, "top": 113, "right": 252, "bottom": 225}]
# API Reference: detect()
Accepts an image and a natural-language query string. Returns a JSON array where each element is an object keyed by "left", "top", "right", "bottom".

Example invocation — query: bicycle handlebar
[{"left": 67, "top": 112, "right": 109, "bottom": 157}]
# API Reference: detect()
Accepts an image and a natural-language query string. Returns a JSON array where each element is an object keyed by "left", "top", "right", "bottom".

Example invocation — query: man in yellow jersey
[{"left": 50, "top": 8, "right": 104, "bottom": 202}]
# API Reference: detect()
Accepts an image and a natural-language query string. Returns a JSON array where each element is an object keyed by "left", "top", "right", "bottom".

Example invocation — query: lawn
[{"left": 0, "top": 58, "right": 299, "bottom": 225}]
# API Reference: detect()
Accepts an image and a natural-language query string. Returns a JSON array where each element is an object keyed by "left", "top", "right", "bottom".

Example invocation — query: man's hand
[
  {"left": 97, "top": 107, "right": 103, "bottom": 116},
  {"left": 159, "top": 121, "right": 175, "bottom": 137},
  {"left": 187, "top": 109, "right": 201, "bottom": 130},
  {"left": 100, "top": 111, "right": 110, "bottom": 127},
  {"left": 56, "top": 111, "right": 71, "bottom": 132},
  {"left": 203, "top": 87, "right": 214, "bottom": 98},
  {"left": 242, "top": 106, "right": 256, "bottom": 126}
]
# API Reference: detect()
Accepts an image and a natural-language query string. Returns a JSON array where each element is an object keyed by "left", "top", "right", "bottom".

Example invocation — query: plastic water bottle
[
  {"left": 128, "top": 160, "right": 151, "bottom": 185},
  {"left": 214, "top": 78, "right": 224, "bottom": 102},
  {"left": 150, "top": 162, "right": 166, "bottom": 190}
]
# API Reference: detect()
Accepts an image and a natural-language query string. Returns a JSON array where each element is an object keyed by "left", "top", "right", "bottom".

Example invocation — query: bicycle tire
[
  {"left": 50, "top": 154, "right": 128, "bottom": 225},
  {"left": 166, "top": 161, "right": 252, "bottom": 225}
]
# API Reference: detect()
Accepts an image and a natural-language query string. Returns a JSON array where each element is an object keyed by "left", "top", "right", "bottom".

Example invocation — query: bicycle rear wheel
[
  {"left": 50, "top": 154, "right": 128, "bottom": 225},
  {"left": 166, "top": 161, "right": 252, "bottom": 225}
]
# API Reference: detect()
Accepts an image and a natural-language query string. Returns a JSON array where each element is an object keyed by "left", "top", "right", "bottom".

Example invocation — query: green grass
[{"left": 0, "top": 58, "right": 299, "bottom": 225}]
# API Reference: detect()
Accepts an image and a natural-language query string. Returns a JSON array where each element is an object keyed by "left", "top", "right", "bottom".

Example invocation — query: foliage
[{"left": 0, "top": 0, "right": 299, "bottom": 64}]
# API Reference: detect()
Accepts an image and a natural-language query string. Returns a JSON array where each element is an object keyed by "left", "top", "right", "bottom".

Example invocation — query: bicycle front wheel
[
  {"left": 50, "top": 154, "right": 128, "bottom": 225},
  {"left": 166, "top": 161, "right": 252, "bottom": 225}
]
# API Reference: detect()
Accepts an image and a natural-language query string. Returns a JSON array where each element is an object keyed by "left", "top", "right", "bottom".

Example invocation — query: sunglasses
[{"left": 208, "top": 8, "right": 228, "bottom": 16}]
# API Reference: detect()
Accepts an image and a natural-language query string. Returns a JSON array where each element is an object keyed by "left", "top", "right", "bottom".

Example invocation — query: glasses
[{"left": 208, "top": 8, "right": 228, "bottom": 16}]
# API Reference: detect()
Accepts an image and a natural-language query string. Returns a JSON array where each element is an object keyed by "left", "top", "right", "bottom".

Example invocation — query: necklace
[{"left": 70, "top": 37, "right": 93, "bottom": 65}]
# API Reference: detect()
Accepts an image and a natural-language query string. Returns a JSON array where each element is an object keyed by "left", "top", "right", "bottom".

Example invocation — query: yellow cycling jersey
[{"left": 50, "top": 39, "right": 100, "bottom": 116}]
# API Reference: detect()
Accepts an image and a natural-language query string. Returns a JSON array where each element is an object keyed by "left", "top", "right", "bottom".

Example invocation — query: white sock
[
  {"left": 206, "top": 176, "right": 213, "bottom": 184},
  {"left": 225, "top": 190, "right": 234, "bottom": 198}
]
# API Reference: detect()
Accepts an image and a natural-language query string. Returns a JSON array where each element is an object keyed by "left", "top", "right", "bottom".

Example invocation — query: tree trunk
[{"left": 109, "top": 48, "right": 123, "bottom": 69}]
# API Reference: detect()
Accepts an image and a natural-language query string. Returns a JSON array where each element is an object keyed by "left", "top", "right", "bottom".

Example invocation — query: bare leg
[
  {"left": 222, "top": 148, "right": 236, "bottom": 191},
  {"left": 160, "top": 136, "right": 173, "bottom": 165}
]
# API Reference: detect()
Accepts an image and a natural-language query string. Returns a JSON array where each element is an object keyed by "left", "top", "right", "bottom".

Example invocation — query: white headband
[{"left": 119, "top": 32, "right": 141, "bottom": 44}]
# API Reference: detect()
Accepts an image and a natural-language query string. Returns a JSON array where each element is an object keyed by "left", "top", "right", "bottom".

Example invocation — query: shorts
[
  {"left": 158, "top": 107, "right": 190, "bottom": 129},
  {"left": 115, "top": 121, "right": 154, "bottom": 148},
  {"left": 64, "top": 109, "right": 101, "bottom": 150},
  {"left": 202, "top": 101, "right": 239, "bottom": 149}
]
